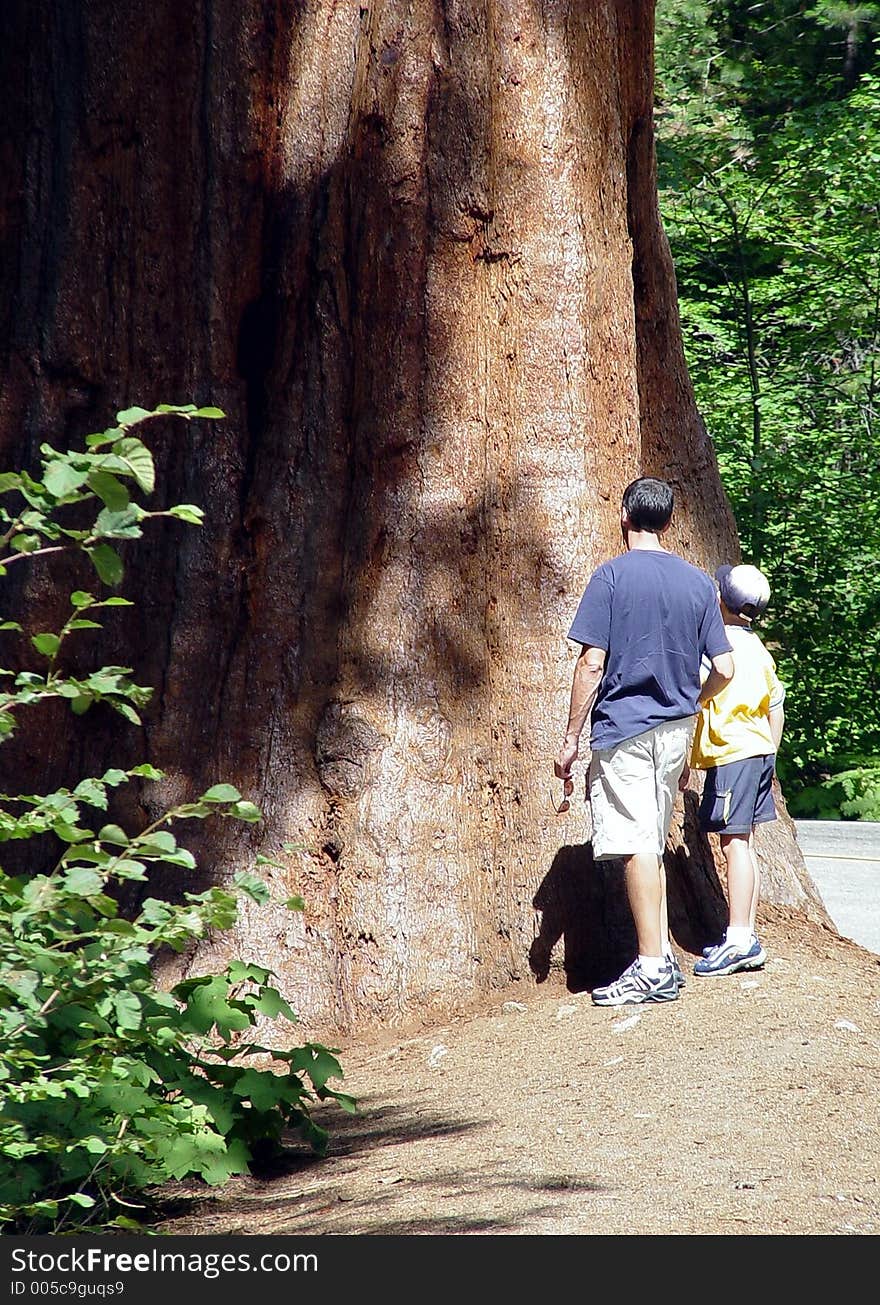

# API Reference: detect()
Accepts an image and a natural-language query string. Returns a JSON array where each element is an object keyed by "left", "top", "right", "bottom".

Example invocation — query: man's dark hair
[{"left": 621, "top": 476, "right": 674, "bottom": 532}]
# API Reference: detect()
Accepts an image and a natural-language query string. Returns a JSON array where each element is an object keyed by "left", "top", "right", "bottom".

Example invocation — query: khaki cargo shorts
[{"left": 588, "top": 717, "right": 695, "bottom": 860}]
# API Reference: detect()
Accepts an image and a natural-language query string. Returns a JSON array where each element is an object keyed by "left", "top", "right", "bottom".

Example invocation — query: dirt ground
[{"left": 156, "top": 905, "right": 880, "bottom": 1237}]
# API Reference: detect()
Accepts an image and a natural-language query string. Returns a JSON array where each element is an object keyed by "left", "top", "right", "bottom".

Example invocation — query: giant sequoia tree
[{"left": 0, "top": 1, "right": 828, "bottom": 1035}]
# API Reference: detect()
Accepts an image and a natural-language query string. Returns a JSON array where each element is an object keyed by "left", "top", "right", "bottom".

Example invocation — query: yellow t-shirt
[{"left": 691, "top": 624, "right": 785, "bottom": 768}]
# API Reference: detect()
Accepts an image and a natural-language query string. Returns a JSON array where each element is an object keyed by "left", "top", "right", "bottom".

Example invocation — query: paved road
[{"left": 793, "top": 819, "right": 880, "bottom": 956}]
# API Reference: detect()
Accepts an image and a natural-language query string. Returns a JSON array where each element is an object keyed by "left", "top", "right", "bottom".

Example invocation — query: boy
[{"left": 684, "top": 563, "right": 785, "bottom": 977}]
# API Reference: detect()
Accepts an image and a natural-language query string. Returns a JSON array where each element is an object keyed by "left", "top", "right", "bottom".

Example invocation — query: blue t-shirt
[{"left": 567, "top": 549, "right": 732, "bottom": 749}]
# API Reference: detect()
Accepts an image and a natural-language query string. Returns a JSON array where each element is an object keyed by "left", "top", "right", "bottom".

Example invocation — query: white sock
[
  {"left": 639, "top": 954, "right": 665, "bottom": 979},
  {"left": 726, "top": 926, "right": 752, "bottom": 951}
]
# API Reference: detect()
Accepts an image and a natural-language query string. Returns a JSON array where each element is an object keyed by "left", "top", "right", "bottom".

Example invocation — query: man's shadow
[{"left": 529, "top": 791, "right": 729, "bottom": 992}]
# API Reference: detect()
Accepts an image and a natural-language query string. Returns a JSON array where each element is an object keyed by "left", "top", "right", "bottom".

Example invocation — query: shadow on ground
[
  {"left": 528, "top": 807, "right": 728, "bottom": 992},
  {"left": 155, "top": 1094, "right": 616, "bottom": 1236}
]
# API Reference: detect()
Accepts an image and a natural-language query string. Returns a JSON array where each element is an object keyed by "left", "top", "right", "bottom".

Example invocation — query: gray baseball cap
[{"left": 716, "top": 563, "right": 771, "bottom": 618}]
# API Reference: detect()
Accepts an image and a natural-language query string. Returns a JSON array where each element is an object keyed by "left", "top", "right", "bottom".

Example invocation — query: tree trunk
[{"left": 0, "top": 0, "right": 828, "bottom": 1036}]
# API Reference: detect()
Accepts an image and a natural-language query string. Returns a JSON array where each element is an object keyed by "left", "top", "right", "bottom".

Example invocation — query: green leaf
[
  {"left": 130, "top": 764, "right": 164, "bottom": 779},
  {"left": 227, "top": 961, "right": 271, "bottom": 985},
  {"left": 42, "top": 460, "right": 90, "bottom": 498},
  {"left": 112, "top": 858, "right": 147, "bottom": 880},
  {"left": 78, "top": 1137, "right": 109, "bottom": 1156},
  {"left": 181, "top": 976, "right": 252, "bottom": 1038},
  {"left": 166, "top": 504, "right": 204, "bottom": 524},
  {"left": 288, "top": 1044, "right": 345, "bottom": 1091},
  {"left": 29, "top": 1200, "right": 59, "bottom": 1217},
  {"left": 52, "top": 820, "right": 92, "bottom": 844},
  {"left": 31, "top": 632, "right": 61, "bottom": 657},
  {"left": 87, "top": 542, "right": 124, "bottom": 587},
  {"left": 94, "top": 504, "right": 145, "bottom": 539},
  {"left": 156, "top": 849, "right": 197, "bottom": 868},
  {"left": 201, "top": 784, "right": 242, "bottom": 803},
  {"left": 230, "top": 801, "right": 261, "bottom": 823},
  {"left": 0, "top": 471, "right": 22, "bottom": 493},
  {"left": 232, "top": 872, "right": 270, "bottom": 904},
  {"left": 70, "top": 591, "right": 95, "bottom": 608},
  {"left": 114, "top": 438, "right": 155, "bottom": 494},
  {"left": 109, "top": 701, "right": 141, "bottom": 724},
  {"left": 87, "top": 470, "right": 130, "bottom": 510},
  {"left": 246, "top": 986, "right": 299, "bottom": 1024},
  {"left": 231, "top": 1067, "right": 290, "bottom": 1112},
  {"left": 10, "top": 533, "right": 40, "bottom": 553},
  {"left": 85, "top": 426, "right": 122, "bottom": 448},
  {"left": 194, "top": 407, "right": 225, "bottom": 418},
  {"left": 47, "top": 680, "right": 80, "bottom": 699},
  {"left": 73, "top": 778, "right": 108, "bottom": 807},
  {"left": 62, "top": 865, "right": 104, "bottom": 896},
  {"left": 98, "top": 824, "right": 129, "bottom": 846},
  {"left": 0, "top": 620, "right": 23, "bottom": 631},
  {"left": 112, "top": 991, "right": 142, "bottom": 1030},
  {"left": 137, "top": 830, "right": 176, "bottom": 853},
  {"left": 115, "top": 406, "right": 153, "bottom": 427}
]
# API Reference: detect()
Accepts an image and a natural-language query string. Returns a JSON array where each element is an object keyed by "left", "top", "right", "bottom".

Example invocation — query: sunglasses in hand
[{"left": 551, "top": 774, "right": 574, "bottom": 815}]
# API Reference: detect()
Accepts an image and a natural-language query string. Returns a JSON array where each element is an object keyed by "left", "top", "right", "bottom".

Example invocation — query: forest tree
[{"left": 0, "top": 0, "right": 828, "bottom": 1034}]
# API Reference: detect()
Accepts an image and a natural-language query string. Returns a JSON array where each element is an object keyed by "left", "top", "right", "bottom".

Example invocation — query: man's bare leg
[{"left": 623, "top": 852, "right": 664, "bottom": 959}]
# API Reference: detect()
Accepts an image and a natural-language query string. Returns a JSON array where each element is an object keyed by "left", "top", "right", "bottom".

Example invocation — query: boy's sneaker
[
  {"left": 591, "top": 959, "right": 680, "bottom": 1006},
  {"left": 668, "top": 953, "right": 686, "bottom": 989},
  {"left": 693, "top": 935, "right": 766, "bottom": 977}
]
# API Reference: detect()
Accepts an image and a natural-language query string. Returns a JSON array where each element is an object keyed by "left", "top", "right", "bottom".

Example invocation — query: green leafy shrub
[
  {"left": 780, "top": 754, "right": 880, "bottom": 821},
  {"left": 0, "top": 406, "right": 355, "bottom": 1233}
]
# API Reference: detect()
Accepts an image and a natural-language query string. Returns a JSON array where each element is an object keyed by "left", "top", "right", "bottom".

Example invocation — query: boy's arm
[{"left": 769, "top": 702, "right": 785, "bottom": 752}]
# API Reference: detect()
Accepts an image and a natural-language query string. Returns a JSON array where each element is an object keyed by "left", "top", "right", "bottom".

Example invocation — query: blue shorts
[{"left": 698, "top": 755, "right": 777, "bottom": 835}]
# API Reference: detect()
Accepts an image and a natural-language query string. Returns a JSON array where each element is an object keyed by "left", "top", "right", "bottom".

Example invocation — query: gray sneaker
[
  {"left": 693, "top": 935, "right": 766, "bottom": 977},
  {"left": 668, "top": 952, "right": 686, "bottom": 989},
  {"left": 591, "top": 959, "right": 680, "bottom": 1006}
]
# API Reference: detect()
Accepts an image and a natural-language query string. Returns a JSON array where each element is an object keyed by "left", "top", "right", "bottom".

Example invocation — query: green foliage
[
  {"left": 0, "top": 406, "right": 355, "bottom": 1234},
  {"left": 655, "top": 4, "right": 880, "bottom": 813},
  {"left": 780, "top": 754, "right": 880, "bottom": 819}
]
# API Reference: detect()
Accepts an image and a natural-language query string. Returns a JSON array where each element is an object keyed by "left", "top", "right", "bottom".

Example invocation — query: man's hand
[{"left": 555, "top": 737, "right": 578, "bottom": 782}]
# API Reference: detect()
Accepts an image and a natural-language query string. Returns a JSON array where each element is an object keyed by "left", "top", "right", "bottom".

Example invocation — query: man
[{"left": 555, "top": 476, "right": 734, "bottom": 1006}]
